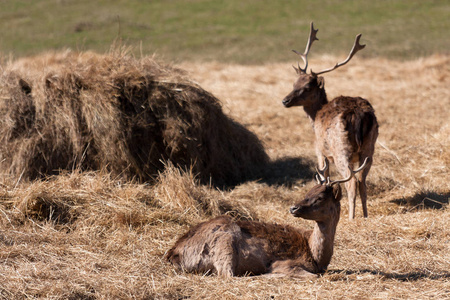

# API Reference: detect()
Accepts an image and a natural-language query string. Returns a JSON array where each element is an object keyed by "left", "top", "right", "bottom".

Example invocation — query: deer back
[{"left": 315, "top": 96, "right": 378, "bottom": 156}]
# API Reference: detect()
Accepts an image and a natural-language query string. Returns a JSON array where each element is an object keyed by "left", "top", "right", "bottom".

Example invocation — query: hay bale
[{"left": 0, "top": 50, "right": 268, "bottom": 186}]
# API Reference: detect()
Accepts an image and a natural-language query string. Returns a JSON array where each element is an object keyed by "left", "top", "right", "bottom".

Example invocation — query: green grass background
[{"left": 0, "top": 0, "right": 448, "bottom": 64}]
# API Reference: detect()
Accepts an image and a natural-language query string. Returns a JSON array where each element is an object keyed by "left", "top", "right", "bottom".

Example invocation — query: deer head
[
  {"left": 290, "top": 157, "right": 369, "bottom": 222},
  {"left": 282, "top": 22, "right": 365, "bottom": 108}
]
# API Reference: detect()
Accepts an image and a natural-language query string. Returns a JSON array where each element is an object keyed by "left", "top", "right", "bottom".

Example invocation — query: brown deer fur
[
  {"left": 282, "top": 72, "right": 378, "bottom": 220},
  {"left": 166, "top": 182, "right": 343, "bottom": 278}
]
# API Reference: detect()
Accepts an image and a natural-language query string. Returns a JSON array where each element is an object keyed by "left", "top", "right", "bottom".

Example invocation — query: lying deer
[
  {"left": 282, "top": 22, "right": 378, "bottom": 220},
  {"left": 166, "top": 158, "right": 368, "bottom": 278}
]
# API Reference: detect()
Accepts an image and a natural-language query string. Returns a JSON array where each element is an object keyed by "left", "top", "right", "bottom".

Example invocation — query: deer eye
[
  {"left": 315, "top": 194, "right": 327, "bottom": 202},
  {"left": 308, "top": 197, "right": 321, "bottom": 206},
  {"left": 295, "top": 88, "right": 307, "bottom": 96}
]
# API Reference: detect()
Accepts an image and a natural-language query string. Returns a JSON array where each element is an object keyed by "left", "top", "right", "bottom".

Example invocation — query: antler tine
[
  {"left": 353, "top": 157, "right": 371, "bottom": 173},
  {"left": 312, "top": 33, "right": 366, "bottom": 76},
  {"left": 292, "top": 22, "right": 319, "bottom": 74},
  {"left": 315, "top": 174, "right": 322, "bottom": 185},
  {"left": 329, "top": 157, "right": 370, "bottom": 187},
  {"left": 315, "top": 157, "right": 329, "bottom": 184}
]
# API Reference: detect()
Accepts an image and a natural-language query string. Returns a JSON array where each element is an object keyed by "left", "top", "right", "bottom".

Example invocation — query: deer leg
[
  {"left": 315, "top": 150, "right": 330, "bottom": 179},
  {"left": 264, "top": 269, "right": 317, "bottom": 279},
  {"left": 345, "top": 177, "right": 358, "bottom": 220},
  {"left": 266, "top": 260, "right": 318, "bottom": 279},
  {"left": 215, "top": 263, "right": 235, "bottom": 277},
  {"left": 334, "top": 157, "right": 358, "bottom": 220},
  {"left": 358, "top": 157, "right": 372, "bottom": 218},
  {"left": 212, "top": 234, "right": 238, "bottom": 277}
]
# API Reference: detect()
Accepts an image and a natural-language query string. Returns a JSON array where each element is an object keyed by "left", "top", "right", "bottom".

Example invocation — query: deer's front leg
[{"left": 267, "top": 260, "right": 318, "bottom": 279}]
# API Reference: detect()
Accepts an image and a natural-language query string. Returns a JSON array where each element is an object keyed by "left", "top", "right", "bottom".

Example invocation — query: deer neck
[
  {"left": 303, "top": 89, "right": 328, "bottom": 123},
  {"left": 308, "top": 207, "right": 340, "bottom": 272}
]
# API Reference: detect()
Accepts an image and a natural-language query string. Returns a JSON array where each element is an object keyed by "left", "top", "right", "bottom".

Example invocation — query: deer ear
[
  {"left": 317, "top": 76, "right": 325, "bottom": 89},
  {"left": 332, "top": 185, "right": 342, "bottom": 201}
]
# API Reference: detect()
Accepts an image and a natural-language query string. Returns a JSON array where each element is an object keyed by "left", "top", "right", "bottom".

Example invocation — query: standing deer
[
  {"left": 166, "top": 158, "right": 369, "bottom": 278},
  {"left": 282, "top": 22, "right": 378, "bottom": 220}
]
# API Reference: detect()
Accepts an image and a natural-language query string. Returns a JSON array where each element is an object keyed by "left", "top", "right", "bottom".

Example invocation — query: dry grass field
[{"left": 0, "top": 52, "right": 449, "bottom": 299}]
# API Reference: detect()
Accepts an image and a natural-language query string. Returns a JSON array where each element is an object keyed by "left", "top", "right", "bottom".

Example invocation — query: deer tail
[{"left": 356, "top": 112, "right": 377, "bottom": 150}]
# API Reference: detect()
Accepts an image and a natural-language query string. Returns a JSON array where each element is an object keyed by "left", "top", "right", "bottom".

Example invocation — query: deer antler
[
  {"left": 328, "top": 157, "right": 370, "bottom": 187},
  {"left": 292, "top": 22, "right": 319, "bottom": 74},
  {"left": 311, "top": 34, "right": 365, "bottom": 76},
  {"left": 315, "top": 157, "right": 329, "bottom": 185}
]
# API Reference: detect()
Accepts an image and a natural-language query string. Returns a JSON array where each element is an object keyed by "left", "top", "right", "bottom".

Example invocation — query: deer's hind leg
[
  {"left": 315, "top": 147, "right": 330, "bottom": 180},
  {"left": 358, "top": 156, "right": 373, "bottom": 218},
  {"left": 345, "top": 176, "right": 358, "bottom": 220},
  {"left": 333, "top": 156, "right": 358, "bottom": 220}
]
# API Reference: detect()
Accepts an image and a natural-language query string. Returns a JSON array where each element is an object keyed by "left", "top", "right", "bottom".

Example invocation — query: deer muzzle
[
  {"left": 282, "top": 94, "right": 294, "bottom": 107},
  {"left": 290, "top": 205, "right": 303, "bottom": 217}
]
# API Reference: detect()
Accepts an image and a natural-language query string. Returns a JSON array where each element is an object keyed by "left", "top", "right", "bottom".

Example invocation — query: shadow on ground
[
  {"left": 215, "top": 156, "right": 316, "bottom": 190},
  {"left": 258, "top": 156, "right": 315, "bottom": 187},
  {"left": 328, "top": 269, "right": 450, "bottom": 281},
  {"left": 390, "top": 190, "right": 449, "bottom": 210}
]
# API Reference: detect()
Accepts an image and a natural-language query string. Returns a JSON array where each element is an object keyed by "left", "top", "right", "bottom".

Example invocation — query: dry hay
[
  {"left": 1, "top": 164, "right": 254, "bottom": 233},
  {"left": 0, "top": 49, "right": 268, "bottom": 186},
  {"left": 0, "top": 166, "right": 257, "bottom": 299}
]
